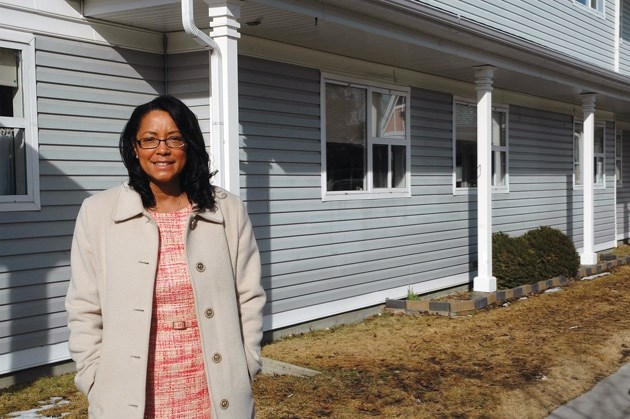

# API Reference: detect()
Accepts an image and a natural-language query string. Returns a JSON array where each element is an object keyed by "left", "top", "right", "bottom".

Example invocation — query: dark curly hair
[{"left": 119, "top": 95, "right": 216, "bottom": 211}]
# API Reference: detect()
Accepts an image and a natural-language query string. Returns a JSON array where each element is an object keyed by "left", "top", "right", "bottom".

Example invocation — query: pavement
[{"left": 547, "top": 362, "right": 630, "bottom": 419}]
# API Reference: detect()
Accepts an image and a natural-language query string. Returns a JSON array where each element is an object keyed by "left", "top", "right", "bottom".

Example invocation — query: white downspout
[{"left": 181, "top": 0, "right": 225, "bottom": 188}]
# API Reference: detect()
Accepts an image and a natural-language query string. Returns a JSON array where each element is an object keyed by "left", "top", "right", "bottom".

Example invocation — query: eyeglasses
[{"left": 136, "top": 136, "right": 186, "bottom": 149}]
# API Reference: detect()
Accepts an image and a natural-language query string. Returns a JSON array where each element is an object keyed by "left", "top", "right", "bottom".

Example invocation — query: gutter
[{"left": 181, "top": 0, "right": 225, "bottom": 187}]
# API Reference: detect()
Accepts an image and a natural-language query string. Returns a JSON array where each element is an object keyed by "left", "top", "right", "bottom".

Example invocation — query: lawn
[{"left": 2, "top": 264, "right": 630, "bottom": 418}]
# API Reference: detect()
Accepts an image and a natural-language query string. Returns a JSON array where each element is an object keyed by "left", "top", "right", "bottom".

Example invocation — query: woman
[{"left": 65, "top": 95, "right": 266, "bottom": 418}]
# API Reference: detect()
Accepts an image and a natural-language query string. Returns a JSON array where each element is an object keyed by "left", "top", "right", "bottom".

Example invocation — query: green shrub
[
  {"left": 493, "top": 231, "right": 536, "bottom": 289},
  {"left": 493, "top": 226, "right": 579, "bottom": 289},
  {"left": 522, "top": 226, "right": 580, "bottom": 280}
]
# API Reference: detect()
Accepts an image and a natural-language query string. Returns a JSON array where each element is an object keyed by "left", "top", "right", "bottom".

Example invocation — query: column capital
[
  {"left": 581, "top": 92, "right": 597, "bottom": 112},
  {"left": 473, "top": 65, "right": 495, "bottom": 77},
  {"left": 474, "top": 65, "right": 495, "bottom": 92},
  {"left": 207, "top": 0, "right": 242, "bottom": 39}
]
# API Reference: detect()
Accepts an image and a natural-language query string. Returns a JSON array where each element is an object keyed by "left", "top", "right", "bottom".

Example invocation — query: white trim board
[
  {"left": 0, "top": 3, "right": 163, "bottom": 52},
  {"left": 263, "top": 272, "right": 470, "bottom": 331},
  {"left": 577, "top": 239, "right": 618, "bottom": 255},
  {"left": 0, "top": 342, "right": 70, "bottom": 375}
]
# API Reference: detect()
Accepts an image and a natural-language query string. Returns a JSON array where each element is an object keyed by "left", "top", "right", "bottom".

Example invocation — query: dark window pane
[
  {"left": 326, "top": 83, "right": 366, "bottom": 191},
  {"left": 327, "top": 143, "right": 365, "bottom": 191},
  {"left": 455, "top": 103, "right": 477, "bottom": 188},
  {"left": 373, "top": 144, "right": 388, "bottom": 188},
  {"left": 456, "top": 140, "right": 477, "bottom": 187},
  {"left": 0, "top": 48, "right": 20, "bottom": 117},
  {"left": 392, "top": 145, "right": 406, "bottom": 188},
  {"left": 0, "top": 128, "right": 26, "bottom": 195}
]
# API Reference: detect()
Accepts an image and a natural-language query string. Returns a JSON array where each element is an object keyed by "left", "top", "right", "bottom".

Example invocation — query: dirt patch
[
  {"left": 3, "top": 254, "right": 630, "bottom": 418},
  {"left": 255, "top": 265, "right": 630, "bottom": 418}
]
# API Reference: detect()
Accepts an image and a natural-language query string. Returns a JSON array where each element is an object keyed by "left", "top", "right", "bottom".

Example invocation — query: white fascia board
[
  {"left": 0, "top": 342, "right": 70, "bottom": 375},
  {"left": 0, "top": 3, "right": 163, "bottom": 52},
  {"left": 263, "top": 272, "right": 469, "bottom": 331}
]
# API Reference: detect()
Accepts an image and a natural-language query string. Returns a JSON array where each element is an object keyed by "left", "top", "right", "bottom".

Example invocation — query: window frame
[
  {"left": 573, "top": 118, "right": 606, "bottom": 190},
  {"left": 616, "top": 130, "right": 622, "bottom": 186},
  {"left": 0, "top": 31, "right": 40, "bottom": 211},
  {"left": 452, "top": 97, "right": 510, "bottom": 195},
  {"left": 572, "top": 0, "right": 605, "bottom": 14},
  {"left": 321, "top": 74, "right": 411, "bottom": 201}
]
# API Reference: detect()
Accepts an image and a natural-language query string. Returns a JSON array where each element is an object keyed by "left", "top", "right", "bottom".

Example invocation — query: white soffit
[{"left": 83, "top": 0, "right": 207, "bottom": 32}]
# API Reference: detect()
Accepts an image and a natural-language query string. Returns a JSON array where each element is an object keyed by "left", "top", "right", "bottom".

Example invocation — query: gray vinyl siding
[
  {"left": 616, "top": 130, "right": 630, "bottom": 238},
  {"left": 0, "top": 36, "right": 163, "bottom": 365},
  {"left": 240, "top": 55, "right": 617, "bottom": 320},
  {"left": 499, "top": 106, "right": 616, "bottom": 249},
  {"left": 494, "top": 107, "right": 576, "bottom": 238},
  {"left": 416, "top": 0, "right": 616, "bottom": 70},
  {"left": 599, "top": 121, "right": 617, "bottom": 245},
  {"left": 239, "top": 56, "right": 473, "bottom": 317},
  {"left": 621, "top": 0, "right": 630, "bottom": 74},
  {"left": 167, "top": 52, "right": 210, "bottom": 140}
]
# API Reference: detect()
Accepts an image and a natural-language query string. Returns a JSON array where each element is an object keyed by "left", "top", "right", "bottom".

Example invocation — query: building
[{"left": 2, "top": 0, "right": 630, "bottom": 377}]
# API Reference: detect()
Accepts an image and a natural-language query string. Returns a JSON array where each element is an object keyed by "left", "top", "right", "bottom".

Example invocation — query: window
[
  {"left": 453, "top": 99, "right": 508, "bottom": 192},
  {"left": 0, "top": 32, "right": 39, "bottom": 211},
  {"left": 573, "top": 0, "right": 604, "bottom": 13},
  {"left": 616, "top": 130, "right": 622, "bottom": 185},
  {"left": 573, "top": 120, "right": 605, "bottom": 187},
  {"left": 322, "top": 76, "right": 410, "bottom": 199}
]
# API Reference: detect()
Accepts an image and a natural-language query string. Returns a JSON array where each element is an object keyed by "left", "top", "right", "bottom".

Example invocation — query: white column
[
  {"left": 581, "top": 93, "right": 597, "bottom": 265},
  {"left": 473, "top": 66, "right": 497, "bottom": 292},
  {"left": 206, "top": 0, "right": 241, "bottom": 194}
]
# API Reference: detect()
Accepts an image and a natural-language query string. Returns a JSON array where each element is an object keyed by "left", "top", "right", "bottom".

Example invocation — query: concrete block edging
[{"left": 384, "top": 255, "right": 630, "bottom": 317}]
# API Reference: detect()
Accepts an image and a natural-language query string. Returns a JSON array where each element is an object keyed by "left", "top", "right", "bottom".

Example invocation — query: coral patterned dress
[{"left": 145, "top": 206, "right": 211, "bottom": 419}]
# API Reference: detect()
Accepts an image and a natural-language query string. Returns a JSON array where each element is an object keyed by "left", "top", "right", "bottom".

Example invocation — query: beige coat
[{"left": 65, "top": 183, "right": 266, "bottom": 419}]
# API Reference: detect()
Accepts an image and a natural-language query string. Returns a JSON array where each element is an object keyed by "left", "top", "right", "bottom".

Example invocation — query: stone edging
[{"left": 384, "top": 255, "right": 630, "bottom": 317}]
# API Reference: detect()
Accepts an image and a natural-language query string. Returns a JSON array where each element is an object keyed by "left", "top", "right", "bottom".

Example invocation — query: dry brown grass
[
  {"left": 255, "top": 265, "right": 630, "bottom": 418},
  {"left": 2, "top": 264, "right": 630, "bottom": 418}
]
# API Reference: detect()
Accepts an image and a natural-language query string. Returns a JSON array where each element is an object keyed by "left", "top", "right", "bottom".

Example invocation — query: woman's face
[{"left": 134, "top": 110, "right": 187, "bottom": 191}]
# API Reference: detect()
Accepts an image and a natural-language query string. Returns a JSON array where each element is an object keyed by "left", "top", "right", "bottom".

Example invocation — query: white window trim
[
  {"left": 321, "top": 73, "right": 411, "bottom": 201},
  {"left": 616, "top": 129, "right": 622, "bottom": 186},
  {"left": 452, "top": 97, "right": 510, "bottom": 195},
  {"left": 573, "top": 118, "right": 606, "bottom": 190},
  {"left": 0, "top": 33, "right": 40, "bottom": 211},
  {"left": 572, "top": 0, "right": 605, "bottom": 15}
]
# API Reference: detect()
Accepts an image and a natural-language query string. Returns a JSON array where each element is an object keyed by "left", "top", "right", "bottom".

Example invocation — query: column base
[
  {"left": 473, "top": 275, "right": 497, "bottom": 293},
  {"left": 580, "top": 252, "right": 597, "bottom": 266}
]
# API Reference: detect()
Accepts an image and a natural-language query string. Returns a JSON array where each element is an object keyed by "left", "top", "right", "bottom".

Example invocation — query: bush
[
  {"left": 523, "top": 226, "right": 580, "bottom": 280},
  {"left": 492, "top": 231, "right": 537, "bottom": 289},
  {"left": 493, "top": 226, "right": 579, "bottom": 289}
]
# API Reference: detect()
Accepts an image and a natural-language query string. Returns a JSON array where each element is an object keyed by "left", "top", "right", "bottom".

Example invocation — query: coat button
[
  {"left": 220, "top": 399, "right": 229, "bottom": 410},
  {"left": 204, "top": 308, "right": 214, "bottom": 318},
  {"left": 190, "top": 218, "right": 198, "bottom": 230},
  {"left": 196, "top": 262, "right": 205, "bottom": 272},
  {"left": 212, "top": 352, "right": 222, "bottom": 363}
]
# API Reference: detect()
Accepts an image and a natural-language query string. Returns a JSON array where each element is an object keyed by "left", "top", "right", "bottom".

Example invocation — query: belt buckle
[{"left": 172, "top": 320, "right": 187, "bottom": 330}]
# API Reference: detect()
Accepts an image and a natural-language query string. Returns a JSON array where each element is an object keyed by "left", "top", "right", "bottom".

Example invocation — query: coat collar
[{"left": 112, "top": 183, "right": 224, "bottom": 224}]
